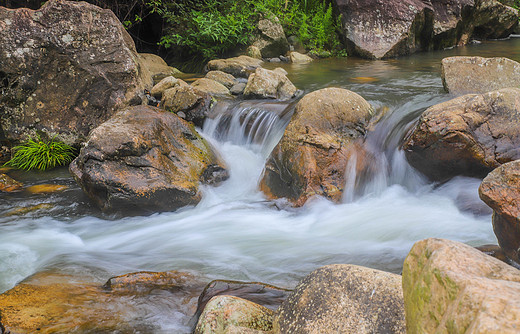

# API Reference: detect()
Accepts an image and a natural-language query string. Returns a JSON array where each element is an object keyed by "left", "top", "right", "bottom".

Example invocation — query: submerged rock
[
  {"left": 479, "top": 160, "right": 520, "bottom": 263},
  {"left": 260, "top": 87, "right": 372, "bottom": 206},
  {"left": 273, "top": 264, "right": 406, "bottom": 334},
  {"left": 441, "top": 56, "right": 520, "bottom": 95},
  {"left": 26, "top": 184, "right": 68, "bottom": 194},
  {"left": 206, "top": 56, "right": 263, "bottom": 78},
  {"left": 0, "top": 173, "right": 22, "bottom": 192},
  {"left": 195, "top": 295, "right": 274, "bottom": 334},
  {"left": 403, "top": 238, "right": 520, "bottom": 333},
  {"left": 0, "top": 0, "right": 152, "bottom": 146},
  {"left": 243, "top": 68, "right": 298, "bottom": 100},
  {"left": 403, "top": 88, "right": 520, "bottom": 181},
  {"left": 69, "top": 105, "right": 228, "bottom": 214}
]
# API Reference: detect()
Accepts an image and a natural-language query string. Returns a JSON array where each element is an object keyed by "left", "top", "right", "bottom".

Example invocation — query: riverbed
[{"left": 1, "top": 37, "right": 519, "bottom": 332}]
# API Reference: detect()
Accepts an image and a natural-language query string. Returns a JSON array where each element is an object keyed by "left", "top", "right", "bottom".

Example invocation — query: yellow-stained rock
[
  {"left": 26, "top": 184, "right": 68, "bottom": 194},
  {"left": 5, "top": 203, "right": 54, "bottom": 216},
  {"left": 0, "top": 173, "right": 23, "bottom": 192}
]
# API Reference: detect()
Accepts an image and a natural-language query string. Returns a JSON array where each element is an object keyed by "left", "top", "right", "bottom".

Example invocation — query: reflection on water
[{"left": 1, "top": 37, "right": 518, "bottom": 332}]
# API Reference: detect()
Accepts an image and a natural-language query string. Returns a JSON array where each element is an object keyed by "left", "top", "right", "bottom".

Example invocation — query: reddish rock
[
  {"left": 479, "top": 160, "right": 520, "bottom": 263},
  {"left": 403, "top": 88, "right": 520, "bottom": 181},
  {"left": 260, "top": 87, "right": 372, "bottom": 206},
  {"left": 0, "top": 173, "right": 22, "bottom": 192}
]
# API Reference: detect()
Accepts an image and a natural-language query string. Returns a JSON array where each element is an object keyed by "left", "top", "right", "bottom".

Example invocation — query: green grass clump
[{"left": 4, "top": 136, "right": 77, "bottom": 171}]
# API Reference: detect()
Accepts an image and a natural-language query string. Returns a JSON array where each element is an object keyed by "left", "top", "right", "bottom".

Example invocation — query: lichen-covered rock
[
  {"left": 139, "top": 52, "right": 182, "bottom": 83},
  {"left": 289, "top": 51, "right": 313, "bottom": 64},
  {"left": 441, "top": 56, "right": 520, "bottom": 95},
  {"left": 334, "top": 0, "right": 434, "bottom": 59},
  {"left": 205, "top": 71, "right": 236, "bottom": 89},
  {"left": 150, "top": 76, "right": 179, "bottom": 98},
  {"left": 161, "top": 85, "right": 212, "bottom": 127},
  {"left": 0, "top": 173, "right": 23, "bottom": 192},
  {"left": 252, "top": 15, "right": 290, "bottom": 58},
  {"left": 479, "top": 160, "right": 520, "bottom": 263},
  {"left": 69, "top": 105, "right": 228, "bottom": 214},
  {"left": 0, "top": 0, "right": 153, "bottom": 146},
  {"left": 191, "top": 78, "right": 231, "bottom": 97},
  {"left": 260, "top": 87, "right": 372, "bottom": 206},
  {"left": 195, "top": 295, "right": 274, "bottom": 334},
  {"left": 273, "top": 264, "right": 405, "bottom": 334},
  {"left": 206, "top": 56, "right": 263, "bottom": 78},
  {"left": 243, "top": 68, "right": 298, "bottom": 100},
  {"left": 403, "top": 238, "right": 520, "bottom": 334},
  {"left": 246, "top": 45, "right": 263, "bottom": 59},
  {"left": 403, "top": 88, "right": 520, "bottom": 181}
]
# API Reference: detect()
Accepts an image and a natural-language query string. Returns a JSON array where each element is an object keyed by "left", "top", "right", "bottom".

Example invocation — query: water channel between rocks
[{"left": 1, "top": 38, "right": 520, "bottom": 332}]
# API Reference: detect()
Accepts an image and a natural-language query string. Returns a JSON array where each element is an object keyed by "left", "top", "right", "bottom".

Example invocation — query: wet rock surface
[
  {"left": 441, "top": 56, "right": 520, "bottom": 95},
  {"left": 273, "top": 264, "right": 406, "bottom": 334},
  {"left": 403, "top": 238, "right": 520, "bottom": 334},
  {"left": 479, "top": 160, "right": 520, "bottom": 263},
  {"left": 260, "top": 87, "right": 372, "bottom": 206},
  {"left": 0, "top": 0, "right": 152, "bottom": 146},
  {"left": 403, "top": 88, "right": 520, "bottom": 181},
  {"left": 69, "top": 105, "right": 228, "bottom": 214},
  {"left": 0, "top": 173, "right": 23, "bottom": 192}
]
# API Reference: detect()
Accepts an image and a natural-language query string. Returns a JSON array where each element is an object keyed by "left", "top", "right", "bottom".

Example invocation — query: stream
[{"left": 1, "top": 37, "right": 520, "bottom": 332}]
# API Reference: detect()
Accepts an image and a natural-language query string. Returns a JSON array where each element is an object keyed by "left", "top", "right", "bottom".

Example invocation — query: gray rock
[
  {"left": 230, "top": 82, "right": 247, "bottom": 95},
  {"left": 205, "top": 70, "right": 236, "bottom": 89},
  {"left": 0, "top": 0, "right": 152, "bottom": 146},
  {"left": 441, "top": 56, "right": 520, "bottom": 95},
  {"left": 151, "top": 76, "right": 179, "bottom": 98},
  {"left": 161, "top": 85, "right": 212, "bottom": 127},
  {"left": 252, "top": 15, "right": 290, "bottom": 58},
  {"left": 274, "top": 264, "right": 405, "bottom": 334}
]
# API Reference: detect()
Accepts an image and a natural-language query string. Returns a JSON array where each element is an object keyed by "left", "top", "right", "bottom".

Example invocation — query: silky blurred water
[{"left": 2, "top": 37, "right": 519, "bottom": 332}]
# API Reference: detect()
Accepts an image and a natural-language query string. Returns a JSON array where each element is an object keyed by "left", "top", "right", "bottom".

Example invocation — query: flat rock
[
  {"left": 441, "top": 56, "right": 520, "bottom": 95},
  {"left": 191, "top": 78, "right": 231, "bottom": 97},
  {"left": 206, "top": 56, "right": 263, "bottom": 78},
  {"left": 205, "top": 70, "right": 236, "bottom": 89},
  {"left": 403, "top": 238, "right": 520, "bottom": 333}
]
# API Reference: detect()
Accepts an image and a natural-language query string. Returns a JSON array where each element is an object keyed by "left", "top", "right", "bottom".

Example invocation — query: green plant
[{"left": 4, "top": 136, "right": 77, "bottom": 171}]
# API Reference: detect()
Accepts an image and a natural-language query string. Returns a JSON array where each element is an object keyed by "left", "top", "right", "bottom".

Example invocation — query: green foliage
[
  {"left": 144, "top": 0, "right": 344, "bottom": 69},
  {"left": 4, "top": 136, "right": 77, "bottom": 171}
]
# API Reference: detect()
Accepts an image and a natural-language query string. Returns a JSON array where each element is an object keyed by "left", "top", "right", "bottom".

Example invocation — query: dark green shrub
[{"left": 4, "top": 136, "right": 77, "bottom": 171}]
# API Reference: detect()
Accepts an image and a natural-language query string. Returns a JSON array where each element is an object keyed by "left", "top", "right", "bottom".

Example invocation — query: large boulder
[
  {"left": 206, "top": 56, "right": 263, "bottom": 78},
  {"left": 69, "top": 105, "right": 228, "bottom": 214},
  {"left": 334, "top": 0, "right": 434, "bottom": 59},
  {"left": 260, "top": 87, "right": 372, "bottom": 206},
  {"left": 431, "top": 0, "right": 519, "bottom": 49},
  {"left": 479, "top": 160, "right": 520, "bottom": 263},
  {"left": 252, "top": 15, "right": 290, "bottom": 58},
  {"left": 273, "top": 264, "right": 406, "bottom": 334},
  {"left": 441, "top": 56, "right": 520, "bottom": 95},
  {"left": 0, "top": 0, "right": 152, "bottom": 146},
  {"left": 243, "top": 68, "right": 298, "bottom": 100},
  {"left": 139, "top": 52, "right": 182, "bottom": 83},
  {"left": 403, "top": 88, "right": 520, "bottom": 181},
  {"left": 403, "top": 238, "right": 520, "bottom": 333},
  {"left": 195, "top": 295, "right": 274, "bottom": 334}
]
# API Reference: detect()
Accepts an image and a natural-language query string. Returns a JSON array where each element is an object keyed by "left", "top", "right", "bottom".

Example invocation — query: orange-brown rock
[
  {"left": 0, "top": 173, "right": 22, "bottom": 192},
  {"left": 104, "top": 270, "right": 202, "bottom": 294},
  {"left": 479, "top": 160, "right": 520, "bottom": 263},
  {"left": 403, "top": 88, "right": 520, "bottom": 181},
  {"left": 5, "top": 203, "right": 54, "bottom": 216},
  {"left": 0, "top": 0, "right": 152, "bottom": 146},
  {"left": 260, "top": 87, "right": 373, "bottom": 206},
  {"left": 26, "top": 184, "right": 68, "bottom": 194},
  {"left": 69, "top": 105, "right": 228, "bottom": 214}
]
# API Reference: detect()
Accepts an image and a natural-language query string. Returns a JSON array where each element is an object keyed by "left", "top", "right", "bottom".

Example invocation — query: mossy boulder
[
  {"left": 403, "top": 238, "right": 520, "bottom": 333},
  {"left": 69, "top": 105, "right": 228, "bottom": 214}
]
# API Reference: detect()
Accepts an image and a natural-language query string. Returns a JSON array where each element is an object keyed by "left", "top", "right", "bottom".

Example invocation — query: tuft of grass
[{"left": 4, "top": 135, "right": 77, "bottom": 171}]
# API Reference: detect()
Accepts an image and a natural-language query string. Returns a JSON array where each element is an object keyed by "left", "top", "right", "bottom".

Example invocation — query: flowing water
[{"left": 1, "top": 38, "right": 520, "bottom": 331}]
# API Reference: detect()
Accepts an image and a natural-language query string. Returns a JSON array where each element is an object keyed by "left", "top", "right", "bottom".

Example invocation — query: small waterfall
[{"left": 203, "top": 100, "right": 294, "bottom": 156}]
